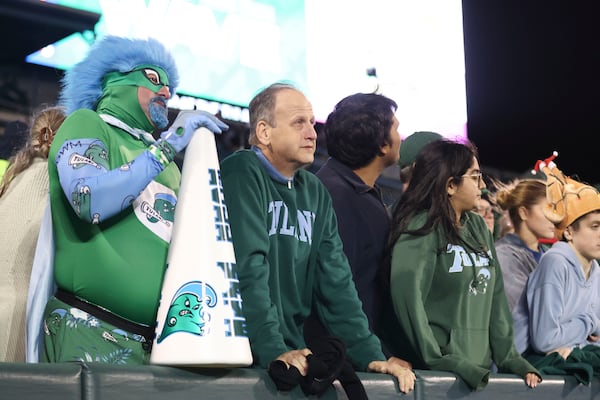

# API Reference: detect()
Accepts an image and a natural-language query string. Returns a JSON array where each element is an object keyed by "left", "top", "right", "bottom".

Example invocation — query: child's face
[{"left": 568, "top": 211, "right": 600, "bottom": 263}]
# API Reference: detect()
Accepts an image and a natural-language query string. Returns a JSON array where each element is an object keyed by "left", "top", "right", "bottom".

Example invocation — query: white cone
[{"left": 150, "top": 127, "right": 253, "bottom": 367}]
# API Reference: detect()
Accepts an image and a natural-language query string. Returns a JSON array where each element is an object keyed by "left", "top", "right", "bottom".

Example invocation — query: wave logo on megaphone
[{"left": 157, "top": 281, "right": 218, "bottom": 343}]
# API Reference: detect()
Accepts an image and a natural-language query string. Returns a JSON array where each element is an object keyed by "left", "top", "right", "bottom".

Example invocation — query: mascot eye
[
  {"left": 168, "top": 316, "right": 177, "bottom": 327},
  {"left": 143, "top": 68, "right": 162, "bottom": 85},
  {"left": 185, "top": 299, "right": 190, "bottom": 308}
]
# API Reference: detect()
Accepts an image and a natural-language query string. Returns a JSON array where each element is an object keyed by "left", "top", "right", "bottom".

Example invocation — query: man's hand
[
  {"left": 387, "top": 356, "right": 412, "bottom": 370},
  {"left": 588, "top": 334, "right": 599, "bottom": 343},
  {"left": 368, "top": 359, "right": 416, "bottom": 394},
  {"left": 161, "top": 110, "right": 229, "bottom": 153},
  {"left": 275, "top": 348, "right": 312, "bottom": 376}
]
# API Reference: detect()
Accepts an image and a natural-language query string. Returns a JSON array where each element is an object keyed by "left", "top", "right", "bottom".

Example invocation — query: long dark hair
[{"left": 387, "top": 139, "right": 478, "bottom": 253}]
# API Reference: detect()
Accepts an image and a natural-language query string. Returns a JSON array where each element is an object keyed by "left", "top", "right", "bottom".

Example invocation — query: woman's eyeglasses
[{"left": 462, "top": 171, "right": 483, "bottom": 185}]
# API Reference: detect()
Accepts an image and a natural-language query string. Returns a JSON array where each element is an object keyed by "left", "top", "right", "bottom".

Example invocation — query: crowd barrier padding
[{"left": 0, "top": 362, "right": 598, "bottom": 399}]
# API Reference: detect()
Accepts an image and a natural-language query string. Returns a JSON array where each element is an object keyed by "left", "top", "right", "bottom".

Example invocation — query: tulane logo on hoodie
[{"left": 446, "top": 244, "right": 492, "bottom": 295}]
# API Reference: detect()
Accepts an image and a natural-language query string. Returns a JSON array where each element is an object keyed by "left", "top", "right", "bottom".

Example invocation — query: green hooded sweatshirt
[
  {"left": 221, "top": 149, "right": 385, "bottom": 371},
  {"left": 381, "top": 211, "right": 540, "bottom": 390}
]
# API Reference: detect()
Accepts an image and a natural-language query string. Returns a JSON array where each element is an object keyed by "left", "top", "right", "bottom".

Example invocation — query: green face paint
[{"left": 103, "top": 64, "right": 170, "bottom": 94}]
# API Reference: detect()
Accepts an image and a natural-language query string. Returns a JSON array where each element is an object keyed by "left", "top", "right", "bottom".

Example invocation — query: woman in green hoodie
[{"left": 381, "top": 139, "right": 541, "bottom": 391}]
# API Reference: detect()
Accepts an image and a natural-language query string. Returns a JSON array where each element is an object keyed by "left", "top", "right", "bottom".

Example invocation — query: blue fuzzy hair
[{"left": 59, "top": 35, "right": 179, "bottom": 115}]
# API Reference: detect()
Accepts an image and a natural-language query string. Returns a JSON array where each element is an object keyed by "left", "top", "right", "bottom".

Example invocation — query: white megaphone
[{"left": 150, "top": 127, "right": 253, "bottom": 367}]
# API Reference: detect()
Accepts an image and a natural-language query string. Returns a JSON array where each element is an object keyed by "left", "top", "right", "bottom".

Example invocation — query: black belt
[{"left": 54, "top": 289, "right": 155, "bottom": 344}]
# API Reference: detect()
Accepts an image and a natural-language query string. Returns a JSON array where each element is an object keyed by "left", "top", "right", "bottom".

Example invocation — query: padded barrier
[
  {"left": 0, "top": 362, "right": 82, "bottom": 400},
  {"left": 0, "top": 362, "right": 598, "bottom": 399}
]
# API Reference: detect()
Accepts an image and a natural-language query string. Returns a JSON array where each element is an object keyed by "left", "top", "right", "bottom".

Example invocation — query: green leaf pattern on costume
[
  {"left": 77, "top": 348, "right": 133, "bottom": 364},
  {"left": 65, "top": 308, "right": 101, "bottom": 329},
  {"left": 48, "top": 306, "right": 138, "bottom": 364}
]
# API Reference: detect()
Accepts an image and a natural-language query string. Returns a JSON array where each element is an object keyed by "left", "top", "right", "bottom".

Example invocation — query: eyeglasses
[{"left": 462, "top": 171, "right": 483, "bottom": 185}]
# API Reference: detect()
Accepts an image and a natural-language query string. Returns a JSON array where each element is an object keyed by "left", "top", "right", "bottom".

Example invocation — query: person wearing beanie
[
  {"left": 0, "top": 106, "right": 66, "bottom": 362},
  {"left": 398, "top": 131, "right": 442, "bottom": 191},
  {"left": 525, "top": 155, "right": 600, "bottom": 364},
  {"left": 26, "top": 36, "right": 228, "bottom": 364}
]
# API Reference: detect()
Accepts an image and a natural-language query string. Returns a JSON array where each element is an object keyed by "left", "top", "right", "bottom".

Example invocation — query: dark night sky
[{"left": 461, "top": 0, "right": 599, "bottom": 184}]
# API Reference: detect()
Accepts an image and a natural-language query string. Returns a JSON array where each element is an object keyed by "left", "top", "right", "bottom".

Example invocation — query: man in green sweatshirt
[{"left": 221, "top": 82, "right": 415, "bottom": 394}]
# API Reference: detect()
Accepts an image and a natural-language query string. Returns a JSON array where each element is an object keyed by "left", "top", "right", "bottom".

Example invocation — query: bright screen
[{"left": 28, "top": 0, "right": 467, "bottom": 140}]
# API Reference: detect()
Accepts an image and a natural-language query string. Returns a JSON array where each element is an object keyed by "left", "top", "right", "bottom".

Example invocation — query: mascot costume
[{"left": 25, "top": 36, "right": 240, "bottom": 365}]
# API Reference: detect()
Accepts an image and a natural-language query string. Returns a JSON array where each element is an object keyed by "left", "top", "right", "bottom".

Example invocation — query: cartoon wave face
[{"left": 157, "top": 281, "right": 218, "bottom": 343}]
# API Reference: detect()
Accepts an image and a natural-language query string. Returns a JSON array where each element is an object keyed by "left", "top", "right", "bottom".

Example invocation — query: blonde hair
[
  {"left": 0, "top": 106, "right": 66, "bottom": 197},
  {"left": 495, "top": 179, "right": 547, "bottom": 230}
]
